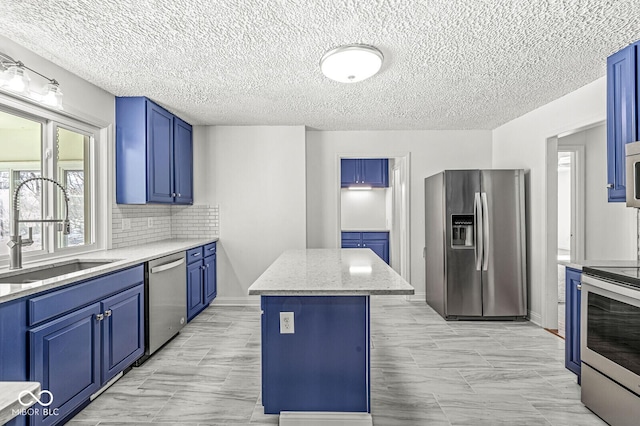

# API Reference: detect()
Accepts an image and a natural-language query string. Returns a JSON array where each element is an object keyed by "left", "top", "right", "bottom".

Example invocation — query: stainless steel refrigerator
[{"left": 424, "top": 170, "right": 527, "bottom": 319}]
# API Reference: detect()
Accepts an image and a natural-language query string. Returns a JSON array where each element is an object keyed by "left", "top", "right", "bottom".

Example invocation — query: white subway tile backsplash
[{"left": 111, "top": 204, "right": 219, "bottom": 249}]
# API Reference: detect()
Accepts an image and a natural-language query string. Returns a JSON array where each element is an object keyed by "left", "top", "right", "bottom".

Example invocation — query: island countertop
[{"left": 248, "top": 248, "right": 414, "bottom": 295}]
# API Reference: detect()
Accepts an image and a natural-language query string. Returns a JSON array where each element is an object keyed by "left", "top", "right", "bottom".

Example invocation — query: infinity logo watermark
[{"left": 18, "top": 390, "right": 54, "bottom": 407}]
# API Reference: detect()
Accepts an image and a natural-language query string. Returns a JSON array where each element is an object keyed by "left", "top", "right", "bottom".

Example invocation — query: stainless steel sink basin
[{"left": 0, "top": 260, "right": 117, "bottom": 284}]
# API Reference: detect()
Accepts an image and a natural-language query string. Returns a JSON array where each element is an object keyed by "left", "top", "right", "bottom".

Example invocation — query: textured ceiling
[{"left": 0, "top": 0, "right": 639, "bottom": 130}]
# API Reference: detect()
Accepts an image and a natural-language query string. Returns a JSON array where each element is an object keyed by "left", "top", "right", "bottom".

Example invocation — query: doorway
[
  {"left": 337, "top": 154, "right": 411, "bottom": 283},
  {"left": 556, "top": 147, "right": 584, "bottom": 338}
]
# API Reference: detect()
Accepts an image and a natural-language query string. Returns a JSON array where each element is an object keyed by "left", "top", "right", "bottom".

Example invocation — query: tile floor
[{"left": 69, "top": 297, "right": 606, "bottom": 425}]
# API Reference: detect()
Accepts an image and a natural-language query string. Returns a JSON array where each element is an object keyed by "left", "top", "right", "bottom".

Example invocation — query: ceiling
[{"left": 0, "top": 0, "right": 639, "bottom": 130}]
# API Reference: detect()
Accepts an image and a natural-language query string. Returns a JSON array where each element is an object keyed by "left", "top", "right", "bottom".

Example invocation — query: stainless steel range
[{"left": 581, "top": 266, "right": 640, "bottom": 426}]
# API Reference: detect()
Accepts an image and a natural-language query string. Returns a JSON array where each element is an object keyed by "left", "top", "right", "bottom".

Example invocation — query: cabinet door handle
[
  {"left": 201, "top": 265, "right": 205, "bottom": 270},
  {"left": 192, "top": 252, "right": 201, "bottom": 257},
  {"left": 363, "top": 244, "right": 367, "bottom": 247},
  {"left": 577, "top": 284, "right": 582, "bottom": 290},
  {"left": 208, "top": 247, "right": 215, "bottom": 251},
  {"left": 172, "top": 192, "right": 177, "bottom": 197},
  {"left": 206, "top": 264, "right": 210, "bottom": 268},
  {"left": 606, "top": 183, "right": 614, "bottom": 188},
  {"left": 96, "top": 313, "right": 104, "bottom": 321},
  {"left": 104, "top": 310, "right": 112, "bottom": 317},
  {"left": 177, "top": 193, "right": 181, "bottom": 197}
]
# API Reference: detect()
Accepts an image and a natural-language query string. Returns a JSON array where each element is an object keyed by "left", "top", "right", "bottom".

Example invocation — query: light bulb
[
  {"left": 3, "top": 66, "right": 30, "bottom": 93},
  {"left": 40, "top": 83, "right": 63, "bottom": 109}
]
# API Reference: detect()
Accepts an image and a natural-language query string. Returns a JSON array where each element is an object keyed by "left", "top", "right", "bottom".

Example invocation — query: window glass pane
[
  {"left": 57, "top": 127, "right": 91, "bottom": 248},
  {"left": 0, "top": 110, "right": 43, "bottom": 256}
]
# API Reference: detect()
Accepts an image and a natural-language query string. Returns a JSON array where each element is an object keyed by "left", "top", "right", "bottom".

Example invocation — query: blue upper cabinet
[
  {"left": 147, "top": 102, "right": 174, "bottom": 203},
  {"left": 606, "top": 42, "right": 638, "bottom": 202},
  {"left": 341, "top": 159, "right": 389, "bottom": 187},
  {"left": 116, "top": 97, "right": 194, "bottom": 205}
]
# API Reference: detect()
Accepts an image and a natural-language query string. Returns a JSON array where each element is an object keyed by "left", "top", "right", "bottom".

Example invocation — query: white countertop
[
  {"left": 0, "top": 238, "right": 218, "bottom": 304},
  {"left": 558, "top": 259, "right": 640, "bottom": 271},
  {"left": 248, "top": 249, "right": 414, "bottom": 296},
  {"left": 0, "top": 382, "right": 40, "bottom": 425}
]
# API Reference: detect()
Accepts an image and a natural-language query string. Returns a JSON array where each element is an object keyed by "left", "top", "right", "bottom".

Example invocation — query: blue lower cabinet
[
  {"left": 187, "top": 261, "right": 205, "bottom": 321},
  {"left": 26, "top": 267, "right": 144, "bottom": 426},
  {"left": 261, "top": 295, "right": 370, "bottom": 414},
  {"left": 341, "top": 232, "right": 390, "bottom": 264},
  {"left": 101, "top": 285, "right": 144, "bottom": 383},
  {"left": 565, "top": 267, "right": 582, "bottom": 381},
  {"left": 29, "top": 303, "right": 102, "bottom": 426},
  {"left": 187, "top": 243, "right": 217, "bottom": 322},
  {"left": 204, "top": 253, "right": 217, "bottom": 304}
]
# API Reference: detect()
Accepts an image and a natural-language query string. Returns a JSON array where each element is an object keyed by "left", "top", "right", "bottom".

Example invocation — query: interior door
[{"left": 480, "top": 170, "right": 527, "bottom": 316}]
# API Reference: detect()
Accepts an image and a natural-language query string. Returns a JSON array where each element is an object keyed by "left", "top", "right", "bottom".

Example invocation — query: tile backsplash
[{"left": 112, "top": 204, "right": 219, "bottom": 249}]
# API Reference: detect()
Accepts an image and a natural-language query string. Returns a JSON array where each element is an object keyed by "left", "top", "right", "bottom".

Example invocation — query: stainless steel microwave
[{"left": 625, "top": 141, "right": 640, "bottom": 207}]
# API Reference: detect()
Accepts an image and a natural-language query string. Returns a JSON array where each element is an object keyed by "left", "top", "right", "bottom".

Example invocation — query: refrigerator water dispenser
[{"left": 451, "top": 215, "right": 474, "bottom": 247}]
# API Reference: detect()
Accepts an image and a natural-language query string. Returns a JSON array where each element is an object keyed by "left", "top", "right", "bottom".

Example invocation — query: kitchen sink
[{"left": 0, "top": 260, "right": 117, "bottom": 284}]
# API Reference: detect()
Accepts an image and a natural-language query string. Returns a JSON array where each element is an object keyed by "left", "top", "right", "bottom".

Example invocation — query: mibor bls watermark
[{"left": 12, "top": 389, "right": 59, "bottom": 418}]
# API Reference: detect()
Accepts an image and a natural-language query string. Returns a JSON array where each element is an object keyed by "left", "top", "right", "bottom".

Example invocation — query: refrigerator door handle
[
  {"left": 474, "top": 192, "right": 483, "bottom": 271},
  {"left": 481, "top": 192, "right": 490, "bottom": 271}
]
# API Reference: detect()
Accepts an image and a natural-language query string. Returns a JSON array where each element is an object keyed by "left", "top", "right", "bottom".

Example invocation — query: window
[{"left": 0, "top": 105, "right": 97, "bottom": 262}]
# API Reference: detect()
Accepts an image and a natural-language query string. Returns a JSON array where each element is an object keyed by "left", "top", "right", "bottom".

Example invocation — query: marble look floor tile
[
  {"left": 138, "top": 365, "right": 231, "bottom": 392},
  {"left": 436, "top": 394, "right": 551, "bottom": 425},
  {"left": 152, "top": 390, "right": 256, "bottom": 423},
  {"left": 409, "top": 348, "right": 492, "bottom": 368},
  {"left": 459, "top": 368, "right": 565, "bottom": 398},
  {"left": 475, "top": 349, "right": 564, "bottom": 369},
  {"left": 64, "top": 300, "right": 603, "bottom": 425},
  {"left": 378, "top": 367, "right": 476, "bottom": 396},
  {"left": 73, "top": 388, "right": 174, "bottom": 422}
]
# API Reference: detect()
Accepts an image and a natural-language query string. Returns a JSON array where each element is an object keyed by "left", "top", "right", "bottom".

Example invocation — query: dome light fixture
[{"left": 320, "top": 44, "right": 383, "bottom": 83}]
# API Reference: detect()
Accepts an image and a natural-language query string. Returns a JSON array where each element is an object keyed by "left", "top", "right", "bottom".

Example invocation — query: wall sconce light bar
[{"left": 0, "top": 51, "right": 63, "bottom": 109}]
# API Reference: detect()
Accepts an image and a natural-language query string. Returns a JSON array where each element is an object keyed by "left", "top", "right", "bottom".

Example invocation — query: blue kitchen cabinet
[
  {"left": 101, "top": 285, "right": 145, "bottom": 384},
  {"left": 261, "top": 295, "right": 370, "bottom": 414},
  {"left": 565, "top": 267, "right": 581, "bottom": 381},
  {"left": 340, "top": 159, "right": 389, "bottom": 187},
  {"left": 27, "top": 266, "right": 144, "bottom": 426},
  {"left": 187, "top": 260, "right": 205, "bottom": 321},
  {"left": 173, "top": 117, "right": 194, "bottom": 204},
  {"left": 606, "top": 41, "right": 638, "bottom": 202},
  {"left": 204, "top": 252, "right": 217, "bottom": 304},
  {"left": 116, "top": 96, "right": 193, "bottom": 205},
  {"left": 341, "top": 231, "right": 389, "bottom": 264},
  {"left": 187, "top": 243, "right": 217, "bottom": 321},
  {"left": 30, "top": 303, "right": 102, "bottom": 426}
]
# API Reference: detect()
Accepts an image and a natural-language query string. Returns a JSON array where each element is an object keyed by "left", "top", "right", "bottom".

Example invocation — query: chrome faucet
[{"left": 7, "top": 177, "right": 71, "bottom": 270}]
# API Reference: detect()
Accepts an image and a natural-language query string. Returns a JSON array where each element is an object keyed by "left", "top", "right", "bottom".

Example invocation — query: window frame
[{"left": 0, "top": 100, "right": 103, "bottom": 266}]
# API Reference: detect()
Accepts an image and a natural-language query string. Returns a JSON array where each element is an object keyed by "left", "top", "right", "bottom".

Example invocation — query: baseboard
[
  {"left": 279, "top": 412, "right": 372, "bottom": 426},
  {"left": 404, "top": 292, "right": 426, "bottom": 302},
  {"left": 212, "top": 296, "right": 260, "bottom": 306},
  {"left": 528, "top": 309, "right": 542, "bottom": 326}
]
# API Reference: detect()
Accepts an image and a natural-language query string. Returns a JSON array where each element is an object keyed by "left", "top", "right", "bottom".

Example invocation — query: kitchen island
[{"left": 248, "top": 249, "right": 414, "bottom": 422}]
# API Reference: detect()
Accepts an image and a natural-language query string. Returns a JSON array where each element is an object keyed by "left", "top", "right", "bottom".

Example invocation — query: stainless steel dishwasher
[{"left": 146, "top": 252, "right": 187, "bottom": 356}]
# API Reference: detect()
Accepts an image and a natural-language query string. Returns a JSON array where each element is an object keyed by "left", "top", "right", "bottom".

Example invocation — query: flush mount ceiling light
[
  {"left": 0, "top": 51, "right": 64, "bottom": 109},
  {"left": 320, "top": 44, "right": 383, "bottom": 83}
]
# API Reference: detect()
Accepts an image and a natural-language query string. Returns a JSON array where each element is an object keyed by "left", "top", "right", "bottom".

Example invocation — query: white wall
[
  {"left": 195, "top": 126, "right": 307, "bottom": 303},
  {"left": 306, "top": 130, "right": 493, "bottom": 297},
  {"left": 341, "top": 189, "right": 389, "bottom": 230},
  {"left": 559, "top": 125, "right": 637, "bottom": 260},
  {"left": 492, "top": 76, "right": 619, "bottom": 327}
]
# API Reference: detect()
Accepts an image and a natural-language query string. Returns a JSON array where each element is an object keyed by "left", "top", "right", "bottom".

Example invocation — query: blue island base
[{"left": 261, "top": 295, "right": 370, "bottom": 414}]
